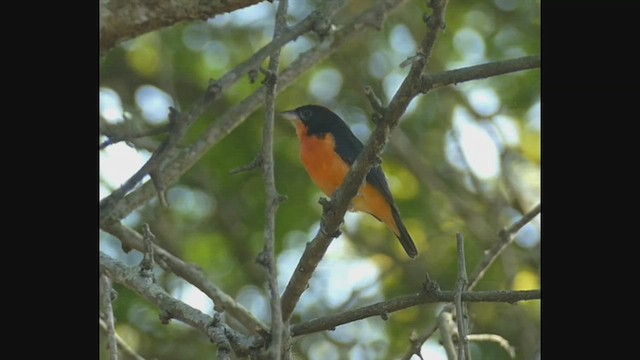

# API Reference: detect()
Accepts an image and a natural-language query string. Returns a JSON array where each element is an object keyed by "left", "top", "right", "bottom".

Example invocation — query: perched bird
[{"left": 280, "top": 105, "right": 418, "bottom": 258}]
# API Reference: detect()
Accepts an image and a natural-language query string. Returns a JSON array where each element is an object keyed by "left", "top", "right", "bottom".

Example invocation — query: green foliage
[{"left": 100, "top": 0, "right": 540, "bottom": 358}]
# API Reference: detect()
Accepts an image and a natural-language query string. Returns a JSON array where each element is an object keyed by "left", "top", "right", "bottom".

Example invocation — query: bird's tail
[{"left": 391, "top": 206, "right": 418, "bottom": 258}]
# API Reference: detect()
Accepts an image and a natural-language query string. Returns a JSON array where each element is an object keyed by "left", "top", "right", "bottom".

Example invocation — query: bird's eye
[{"left": 301, "top": 109, "right": 312, "bottom": 120}]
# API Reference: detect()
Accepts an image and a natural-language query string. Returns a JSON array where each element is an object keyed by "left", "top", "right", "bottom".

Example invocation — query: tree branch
[
  {"left": 280, "top": 0, "right": 449, "bottom": 322},
  {"left": 401, "top": 324, "right": 438, "bottom": 360},
  {"left": 421, "top": 55, "right": 541, "bottom": 92},
  {"left": 99, "top": 0, "right": 407, "bottom": 226},
  {"left": 467, "top": 334, "right": 515, "bottom": 359},
  {"left": 438, "top": 306, "right": 458, "bottom": 360},
  {"left": 99, "top": 319, "right": 148, "bottom": 360},
  {"left": 100, "top": 0, "right": 265, "bottom": 56},
  {"left": 100, "top": 275, "right": 119, "bottom": 360},
  {"left": 101, "top": 221, "right": 269, "bottom": 334},
  {"left": 454, "top": 233, "right": 471, "bottom": 360},
  {"left": 99, "top": 0, "right": 351, "bottom": 223},
  {"left": 100, "top": 251, "right": 264, "bottom": 358},
  {"left": 468, "top": 203, "right": 541, "bottom": 290},
  {"left": 289, "top": 289, "right": 539, "bottom": 337},
  {"left": 99, "top": 121, "right": 169, "bottom": 150},
  {"left": 259, "top": 0, "right": 289, "bottom": 358}
]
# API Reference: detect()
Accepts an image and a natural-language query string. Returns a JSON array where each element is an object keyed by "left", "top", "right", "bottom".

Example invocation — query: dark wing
[{"left": 332, "top": 125, "right": 396, "bottom": 207}]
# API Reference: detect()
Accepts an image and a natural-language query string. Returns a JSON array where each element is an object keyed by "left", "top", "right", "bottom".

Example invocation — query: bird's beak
[{"left": 279, "top": 110, "right": 298, "bottom": 121}]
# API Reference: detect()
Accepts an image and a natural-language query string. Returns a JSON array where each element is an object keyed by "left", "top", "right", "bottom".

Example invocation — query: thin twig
[
  {"left": 99, "top": 319, "right": 148, "bottom": 360},
  {"left": 100, "top": 125, "right": 171, "bottom": 150},
  {"left": 467, "top": 334, "right": 516, "bottom": 359},
  {"left": 229, "top": 154, "right": 263, "bottom": 175},
  {"left": 140, "top": 224, "right": 155, "bottom": 278},
  {"left": 468, "top": 203, "right": 541, "bottom": 290},
  {"left": 260, "top": 0, "right": 289, "bottom": 358},
  {"left": 401, "top": 324, "right": 438, "bottom": 360},
  {"left": 289, "top": 289, "right": 540, "bottom": 337},
  {"left": 101, "top": 221, "right": 269, "bottom": 334},
  {"left": 420, "top": 55, "right": 541, "bottom": 92},
  {"left": 364, "top": 85, "right": 385, "bottom": 116},
  {"left": 455, "top": 233, "right": 471, "bottom": 360},
  {"left": 438, "top": 305, "right": 458, "bottom": 360},
  {"left": 100, "top": 275, "right": 119, "bottom": 360}
]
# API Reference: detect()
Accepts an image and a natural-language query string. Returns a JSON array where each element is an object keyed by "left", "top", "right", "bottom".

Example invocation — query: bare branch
[
  {"left": 421, "top": 55, "right": 541, "bottom": 92},
  {"left": 260, "top": 0, "right": 289, "bottom": 358},
  {"left": 467, "top": 334, "right": 516, "bottom": 359},
  {"left": 99, "top": 124, "right": 170, "bottom": 150},
  {"left": 289, "top": 289, "right": 539, "bottom": 337},
  {"left": 468, "top": 203, "right": 541, "bottom": 290},
  {"left": 364, "top": 85, "right": 385, "bottom": 117},
  {"left": 229, "top": 154, "right": 263, "bottom": 175},
  {"left": 100, "top": 251, "right": 264, "bottom": 357},
  {"left": 101, "top": 221, "right": 269, "bottom": 334},
  {"left": 100, "top": 0, "right": 265, "bottom": 56},
  {"left": 100, "top": 275, "right": 119, "bottom": 360},
  {"left": 140, "top": 224, "right": 156, "bottom": 278},
  {"left": 99, "top": 319, "right": 148, "bottom": 360},
  {"left": 438, "top": 306, "right": 458, "bottom": 360},
  {"left": 401, "top": 324, "right": 438, "bottom": 360},
  {"left": 455, "top": 233, "right": 471, "bottom": 360}
]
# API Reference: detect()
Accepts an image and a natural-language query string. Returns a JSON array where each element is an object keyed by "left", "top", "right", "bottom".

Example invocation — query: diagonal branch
[
  {"left": 100, "top": 251, "right": 264, "bottom": 357},
  {"left": 99, "top": 319, "right": 148, "bottom": 360},
  {"left": 280, "top": 0, "right": 449, "bottom": 322},
  {"left": 289, "top": 288, "right": 540, "bottom": 337},
  {"left": 99, "top": 0, "right": 351, "bottom": 223},
  {"left": 99, "top": 275, "right": 119, "bottom": 360},
  {"left": 100, "top": 0, "right": 266, "bottom": 56},
  {"left": 468, "top": 203, "right": 541, "bottom": 290},
  {"left": 401, "top": 324, "right": 438, "bottom": 360},
  {"left": 420, "top": 55, "right": 541, "bottom": 92},
  {"left": 101, "top": 221, "right": 269, "bottom": 334}
]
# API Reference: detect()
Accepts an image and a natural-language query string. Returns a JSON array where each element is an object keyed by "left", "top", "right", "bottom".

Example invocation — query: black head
[{"left": 280, "top": 105, "right": 351, "bottom": 137}]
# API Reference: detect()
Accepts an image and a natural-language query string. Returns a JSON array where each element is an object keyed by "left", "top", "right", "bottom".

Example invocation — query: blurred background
[{"left": 99, "top": 0, "right": 540, "bottom": 359}]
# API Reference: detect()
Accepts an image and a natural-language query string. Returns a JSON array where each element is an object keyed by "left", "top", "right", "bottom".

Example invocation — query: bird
[{"left": 280, "top": 104, "right": 418, "bottom": 258}]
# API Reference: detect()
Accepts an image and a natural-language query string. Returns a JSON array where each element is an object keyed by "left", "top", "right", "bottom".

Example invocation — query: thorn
[
  {"left": 248, "top": 68, "right": 260, "bottom": 84},
  {"left": 256, "top": 250, "right": 269, "bottom": 268},
  {"left": 206, "top": 80, "right": 222, "bottom": 101},
  {"left": 318, "top": 197, "right": 332, "bottom": 212},
  {"left": 168, "top": 106, "right": 180, "bottom": 127},
  {"left": 159, "top": 310, "right": 173, "bottom": 324},
  {"left": 277, "top": 194, "right": 288, "bottom": 204},
  {"left": 261, "top": 69, "right": 277, "bottom": 85},
  {"left": 423, "top": 272, "right": 440, "bottom": 294},
  {"left": 312, "top": 13, "right": 332, "bottom": 39},
  {"left": 109, "top": 288, "right": 118, "bottom": 302}
]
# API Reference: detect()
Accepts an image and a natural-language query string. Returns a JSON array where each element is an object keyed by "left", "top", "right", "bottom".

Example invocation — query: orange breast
[
  {"left": 295, "top": 120, "right": 398, "bottom": 236},
  {"left": 295, "top": 120, "right": 350, "bottom": 196}
]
